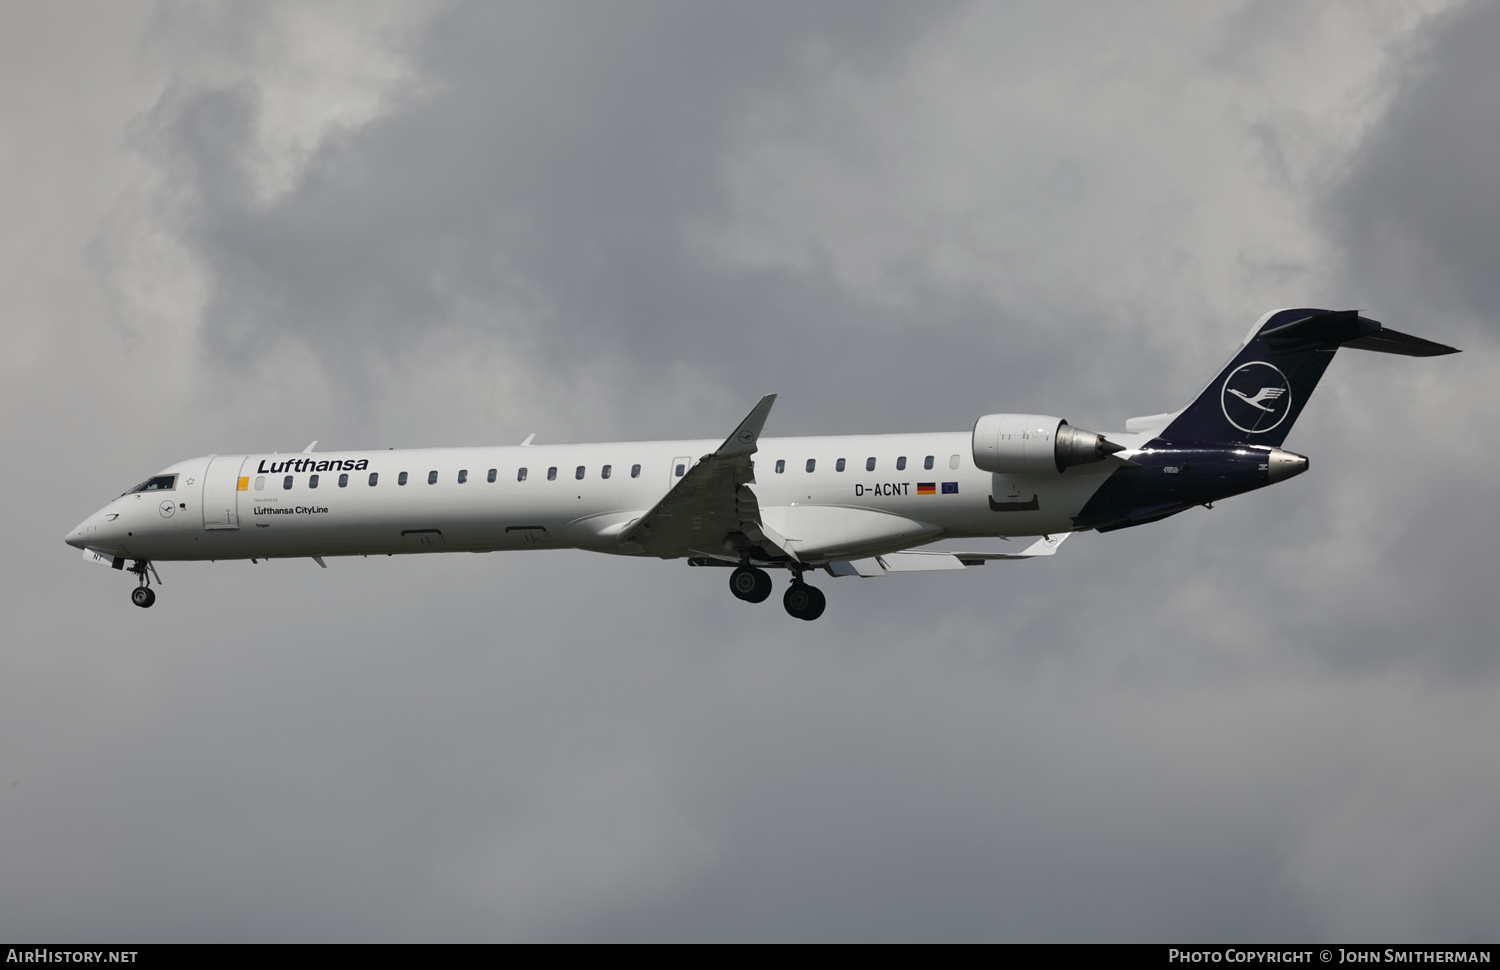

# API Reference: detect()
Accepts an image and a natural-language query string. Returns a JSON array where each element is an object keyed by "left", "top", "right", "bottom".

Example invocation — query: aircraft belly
[{"left": 757, "top": 505, "right": 942, "bottom": 561}]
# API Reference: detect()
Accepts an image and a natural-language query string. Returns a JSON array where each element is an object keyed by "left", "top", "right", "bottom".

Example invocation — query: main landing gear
[
  {"left": 729, "top": 565, "right": 774, "bottom": 604},
  {"left": 128, "top": 560, "right": 160, "bottom": 608},
  {"left": 782, "top": 580, "right": 825, "bottom": 622},
  {"left": 728, "top": 564, "right": 826, "bottom": 620}
]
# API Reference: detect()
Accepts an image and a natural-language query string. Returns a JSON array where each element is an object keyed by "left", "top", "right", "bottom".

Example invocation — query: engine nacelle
[{"left": 972, "top": 413, "right": 1123, "bottom": 475}]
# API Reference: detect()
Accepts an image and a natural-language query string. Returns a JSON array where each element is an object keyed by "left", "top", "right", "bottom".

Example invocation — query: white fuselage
[{"left": 66, "top": 432, "right": 1127, "bottom": 566}]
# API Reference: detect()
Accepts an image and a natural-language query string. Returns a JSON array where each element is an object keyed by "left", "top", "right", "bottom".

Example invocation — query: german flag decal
[{"left": 917, "top": 483, "right": 936, "bottom": 495}]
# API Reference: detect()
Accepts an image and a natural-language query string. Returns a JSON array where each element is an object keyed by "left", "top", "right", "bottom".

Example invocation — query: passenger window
[
  {"left": 896, "top": 456, "right": 907, "bottom": 471},
  {"left": 488, "top": 468, "right": 498, "bottom": 483},
  {"left": 428, "top": 470, "right": 438, "bottom": 485},
  {"left": 517, "top": 468, "right": 527, "bottom": 482},
  {"left": 458, "top": 469, "right": 468, "bottom": 484},
  {"left": 399, "top": 472, "right": 408, "bottom": 486},
  {"left": 950, "top": 454, "right": 961, "bottom": 469},
  {"left": 836, "top": 458, "right": 846, "bottom": 472},
  {"left": 776, "top": 459, "right": 785, "bottom": 474},
  {"left": 575, "top": 466, "right": 585, "bottom": 480},
  {"left": 309, "top": 474, "right": 319, "bottom": 489},
  {"left": 866, "top": 457, "right": 876, "bottom": 471},
  {"left": 924, "top": 455, "right": 934, "bottom": 470},
  {"left": 338, "top": 473, "right": 348, "bottom": 488},
  {"left": 283, "top": 476, "right": 293, "bottom": 490},
  {"left": 547, "top": 467, "right": 557, "bottom": 481},
  {"left": 254, "top": 476, "right": 265, "bottom": 490},
  {"left": 602, "top": 465, "right": 612, "bottom": 479},
  {"left": 806, "top": 459, "right": 816, "bottom": 473},
  {"left": 631, "top": 464, "right": 641, "bottom": 478},
  {"left": 675, "top": 463, "right": 686, "bottom": 477},
  {"left": 369, "top": 472, "right": 379, "bottom": 486}
]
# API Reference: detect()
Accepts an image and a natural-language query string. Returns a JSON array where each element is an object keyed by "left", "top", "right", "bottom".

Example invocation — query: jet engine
[{"left": 971, "top": 413, "right": 1124, "bottom": 476}]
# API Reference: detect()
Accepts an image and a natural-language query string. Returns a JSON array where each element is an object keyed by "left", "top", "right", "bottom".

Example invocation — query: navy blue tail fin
[{"left": 1158, "top": 309, "right": 1458, "bottom": 447}]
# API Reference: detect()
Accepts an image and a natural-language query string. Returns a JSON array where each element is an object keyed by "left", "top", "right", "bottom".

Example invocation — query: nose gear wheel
[{"left": 127, "top": 560, "right": 161, "bottom": 608}]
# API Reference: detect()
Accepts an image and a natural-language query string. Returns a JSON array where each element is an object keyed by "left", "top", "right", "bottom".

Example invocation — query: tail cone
[{"left": 1266, "top": 449, "right": 1309, "bottom": 483}]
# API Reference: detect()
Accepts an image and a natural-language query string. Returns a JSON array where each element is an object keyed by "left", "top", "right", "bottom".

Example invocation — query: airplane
[{"left": 65, "top": 309, "right": 1457, "bottom": 620}]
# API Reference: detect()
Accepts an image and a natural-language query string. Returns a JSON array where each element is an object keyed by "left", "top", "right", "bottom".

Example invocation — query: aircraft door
[
  {"left": 669, "top": 456, "right": 694, "bottom": 487},
  {"left": 202, "top": 456, "right": 248, "bottom": 529}
]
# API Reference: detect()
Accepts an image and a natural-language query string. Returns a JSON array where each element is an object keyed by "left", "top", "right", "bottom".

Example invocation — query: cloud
[{"left": 1329, "top": 1, "right": 1500, "bottom": 339}]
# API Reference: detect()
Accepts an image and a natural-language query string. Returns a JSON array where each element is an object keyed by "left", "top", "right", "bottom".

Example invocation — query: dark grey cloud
[
  {"left": 1310, "top": 0, "right": 1500, "bottom": 678},
  {"left": 1328, "top": 0, "right": 1500, "bottom": 340},
  {"left": 122, "top": 0, "right": 1138, "bottom": 448}
]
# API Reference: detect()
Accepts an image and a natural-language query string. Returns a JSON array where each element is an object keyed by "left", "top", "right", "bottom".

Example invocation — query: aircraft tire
[
  {"left": 731, "top": 566, "right": 773, "bottom": 603},
  {"left": 730, "top": 566, "right": 757, "bottom": 601},
  {"left": 131, "top": 587, "right": 156, "bottom": 609},
  {"left": 783, "top": 582, "right": 826, "bottom": 621}
]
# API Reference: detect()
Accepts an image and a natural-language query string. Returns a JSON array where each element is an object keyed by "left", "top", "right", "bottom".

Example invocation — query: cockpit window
[{"left": 126, "top": 475, "right": 176, "bottom": 494}]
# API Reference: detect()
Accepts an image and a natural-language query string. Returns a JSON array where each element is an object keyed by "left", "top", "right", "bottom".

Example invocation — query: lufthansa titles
[{"left": 256, "top": 458, "right": 368, "bottom": 474}]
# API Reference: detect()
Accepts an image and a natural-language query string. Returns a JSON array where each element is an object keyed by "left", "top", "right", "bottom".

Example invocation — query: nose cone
[
  {"left": 1266, "top": 448, "right": 1310, "bottom": 484},
  {"left": 66, "top": 506, "right": 123, "bottom": 551},
  {"left": 65, "top": 518, "right": 92, "bottom": 549}
]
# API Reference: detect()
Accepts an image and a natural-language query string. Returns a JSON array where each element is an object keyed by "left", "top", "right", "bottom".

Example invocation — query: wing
[
  {"left": 826, "top": 534, "right": 1071, "bottom": 577},
  {"left": 617, "top": 395, "right": 780, "bottom": 558}
]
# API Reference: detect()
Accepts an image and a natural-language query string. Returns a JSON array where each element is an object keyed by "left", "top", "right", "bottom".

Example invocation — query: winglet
[
  {"left": 1017, "top": 533, "right": 1068, "bottom": 557},
  {"left": 715, "top": 394, "right": 777, "bottom": 458}
]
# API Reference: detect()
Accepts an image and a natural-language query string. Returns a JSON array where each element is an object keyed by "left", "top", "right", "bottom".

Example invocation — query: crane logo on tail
[{"left": 1221, "top": 361, "right": 1291, "bottom": 434}]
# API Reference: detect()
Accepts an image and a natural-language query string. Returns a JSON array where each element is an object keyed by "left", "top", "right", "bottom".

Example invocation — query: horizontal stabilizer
[
  {"left": 1260, "top": 310, "right": 1460, "bottom": 356},
  {"left": 1342, "top": 327, "right": 1460, "bottom": 357}
]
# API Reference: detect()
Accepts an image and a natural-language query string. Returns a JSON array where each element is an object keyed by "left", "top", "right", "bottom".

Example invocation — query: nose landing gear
[{"left": 127, "top": 560, "right": 161, "bottom": 608}]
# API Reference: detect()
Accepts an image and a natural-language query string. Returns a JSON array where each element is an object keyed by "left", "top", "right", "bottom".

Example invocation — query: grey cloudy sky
[{"left": 2, "top": 0, "right": 1496, "bottom": 942}]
